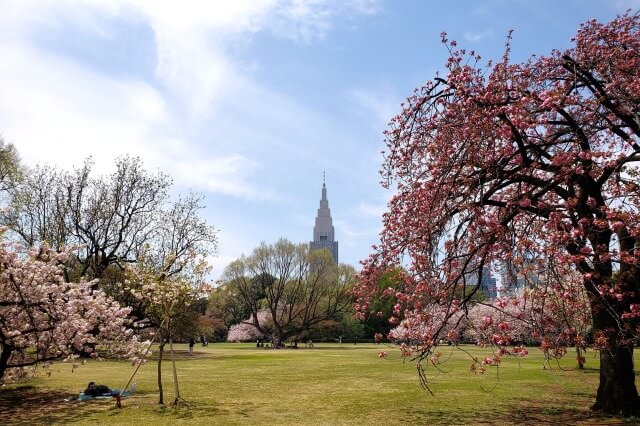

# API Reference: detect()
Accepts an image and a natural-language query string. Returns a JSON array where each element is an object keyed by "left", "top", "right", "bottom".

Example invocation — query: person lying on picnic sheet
[{"left": 84, "top": 381, "right": 117, "bottom": 397}]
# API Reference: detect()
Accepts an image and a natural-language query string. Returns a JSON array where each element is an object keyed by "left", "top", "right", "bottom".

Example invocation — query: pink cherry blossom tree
[
  {"left": 0, "top": 240, "right": 142, "bottom": 382},
  {"left": 356, "top": 13, "right": 640, "bottom": 415},
  {"left": 227, "top": 310, "right": 269, "bottom": 342}
]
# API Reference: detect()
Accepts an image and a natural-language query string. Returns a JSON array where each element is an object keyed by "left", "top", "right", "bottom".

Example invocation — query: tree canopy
[
  {"left": 223, "top": 239, "right": 355, "bottom": 345},
  {"left": 356, "top": 13, "right": 640, "bottom": 415}
]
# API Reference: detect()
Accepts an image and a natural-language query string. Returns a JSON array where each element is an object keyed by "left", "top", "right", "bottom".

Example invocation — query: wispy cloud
[
  {"left": 270, "top": 0, "right": 381, "bottom": 43},
  {"left": 0, "top": 42, "right": 165, "bottom": 171},
  {"left": 207, "top": 254, "right": 237, "bottom": 284},
  {"left": 171, "top": 155, "right": 282, "bottom": 202},
  {"left": 613, "top": 0, "right": 640, "bottom": 11},
  {"left": 0, "top": 0, "right": 381, "bottom": 201},
  {"left": 0, "top": 41, "right": 274, "bottom": 201},
  {"left": 354, "top": 201, "right": 387, "bottom": 219},
  {"left": 335, "top": 219, "right": 371, "bottom": 239},
  {"left": 349, "top": 87, "right": 400, "bottom": 131},
  {"left": 463, "top": 29, "right": 495, "bottom": 43},
  {"left": 1, "top": 0, "right": 382, "bottom": 114}
]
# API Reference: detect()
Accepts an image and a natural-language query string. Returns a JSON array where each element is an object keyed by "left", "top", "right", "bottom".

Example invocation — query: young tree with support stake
[
  {"left": 356, "top": 13, "right": 640, "bottom": 415},
  {"left": 125, "top": 251, "right": 211, "bottom": 406}
]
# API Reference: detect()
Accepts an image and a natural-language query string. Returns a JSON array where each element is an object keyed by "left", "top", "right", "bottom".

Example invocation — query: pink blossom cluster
[
  {"left": 227, "top": 310, "right": 270, "bottom": 342},
  {"left": 386, "top": 276, "right": 592, "bottom": 369},
  {"left": 388, "top": 304, "right": 465, "bottom": 349}
]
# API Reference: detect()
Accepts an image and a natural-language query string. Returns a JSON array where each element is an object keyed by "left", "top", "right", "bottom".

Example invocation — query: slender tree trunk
[
  {"left": 576, "top": 346, "right": 585, "bottom": 370},
  {"left": 168, "top": 335, "right": 180, "bottom": 407},
  {"left": 0, "top": 343, "right": 13, "bottom": 382},
  {"left": 157, "top": 338, "right": 166, "bottom": 405}
]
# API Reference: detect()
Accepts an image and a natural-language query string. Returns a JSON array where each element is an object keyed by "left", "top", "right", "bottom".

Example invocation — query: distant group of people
[
  {"left": 255, "top": 339, "right": 281, "bottom": 348},
  {"left": 188, "top": 335, "right": 208, "bottom": 355},
  {"left": 254, "top": 338, "right": 316, "bottom": 349}
]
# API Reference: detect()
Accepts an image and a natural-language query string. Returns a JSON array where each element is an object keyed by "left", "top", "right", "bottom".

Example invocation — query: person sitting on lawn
[{"left": 84, "top": 381, "right": 116, "bottom": 397}]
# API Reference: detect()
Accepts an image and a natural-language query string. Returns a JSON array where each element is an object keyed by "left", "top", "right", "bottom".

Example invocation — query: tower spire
[
  {"left": 321, "top": 172, "right": 327, "bottom": 202},
  {"left": 310, "top": 175, "right": 338, "bottom": 263}
]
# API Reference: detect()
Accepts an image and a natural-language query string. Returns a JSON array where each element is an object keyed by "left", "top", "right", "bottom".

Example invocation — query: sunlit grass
[{"left": 1, "top": 343, "right": 632, "bottom": 425}]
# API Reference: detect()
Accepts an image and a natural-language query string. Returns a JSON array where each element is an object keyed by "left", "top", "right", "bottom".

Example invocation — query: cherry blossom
[{"left": 356, "top": 13, "right": 640, "bottom": 415}]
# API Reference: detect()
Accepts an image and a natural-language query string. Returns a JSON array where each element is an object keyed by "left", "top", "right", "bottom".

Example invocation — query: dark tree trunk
[
  {"left": 157, "top": 339, "right": 166, "bottom": 405},
  {"left": 273, "top": 329, "right": 284, "bottom": 348},
  {"left": 0, "top": 343, "right": 13, "bottom": 382},
  {"left": 589, "top": 288, "right": 640, "bottom": 416},
  {"left": 586, "top": 227, "right": 640, "bottom": 416},
  {"left": 592, "top": 345, "right": 639, "bottom": 416}
]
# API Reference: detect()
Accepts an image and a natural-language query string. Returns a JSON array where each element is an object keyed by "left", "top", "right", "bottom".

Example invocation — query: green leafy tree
[{"left": 222, "top": 239, "right": 355, "bottom": 346}]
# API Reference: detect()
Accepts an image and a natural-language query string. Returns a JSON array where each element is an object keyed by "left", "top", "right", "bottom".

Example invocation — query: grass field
[{"left": 0, "top": 343, "right": 636, "bottom": 425}]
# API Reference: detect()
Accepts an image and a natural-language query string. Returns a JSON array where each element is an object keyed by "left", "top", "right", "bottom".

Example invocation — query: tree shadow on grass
[
  {"left": 0, "top": 385, "right": 108, "bottom": 425},
  {"left": 506, "top": 405, "right": 626, "bottom": 425},
  {"left": 154, "top": 401, "right": 261, "bottom": 420},
  {"left": 0, "top": 385, "right": 205, "bottom": 426},
  {"left": 146, "top": 349, "right": 215, "bottom": 361},
  {"left": 112, "top": 399, "right": 264, "bottom": 423},
  {"left": 400, "top": 401, "right": 634, "bottom": 425}
]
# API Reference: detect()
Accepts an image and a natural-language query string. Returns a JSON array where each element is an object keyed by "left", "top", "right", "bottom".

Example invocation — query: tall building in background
[
  {"left": 482, "top": 268, "right": 498, "bottom": 300},
  {"left": 500, "top": 255, "right": 544, "bottom": 296},
  {"left": 465, "top": 266, "right": 498, "bottom": 299},
  {"left": 310, "top": 174, "right": 338, "bottom": 263}
]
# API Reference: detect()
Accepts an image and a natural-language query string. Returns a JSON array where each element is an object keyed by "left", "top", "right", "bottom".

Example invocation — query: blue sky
[{"left": 0, "top": 0, "right": 636, "bottom": 280}]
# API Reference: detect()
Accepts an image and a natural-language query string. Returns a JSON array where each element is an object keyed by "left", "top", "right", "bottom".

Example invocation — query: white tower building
[{"left": 310, "top": 173, "right": 338, "bottom": 263}]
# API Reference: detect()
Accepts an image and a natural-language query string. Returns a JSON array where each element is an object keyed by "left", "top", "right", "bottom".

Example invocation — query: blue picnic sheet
[{"left": 77, "top": 389, "right": 130, "bottom": 402}]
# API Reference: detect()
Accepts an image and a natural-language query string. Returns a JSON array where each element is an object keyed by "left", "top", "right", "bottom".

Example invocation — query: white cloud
[
  {"left": 349, "top": 87, "right": 400, "bottom": 131},
  {"left": 131, "top": 0, "right": 382, "bottom": 112},
  {"left": 0, "top": 0, "right": 381, "bottom": 200},
  {"left": 0, "top": 42, "right": 161, "bottom": 170},
  {"left": 0, "top": 0, "right": 383, "bottom": 192},
  {"left": 335, "top": 219, "right": 376, "bottom": 239},
  {"left": 0, "top": 41, "right": 269, "bottom": 200},
  {"left": 0, "top": 0, "right": 381, "bottom": 114},
  {"left": 269, "top": 0, "right": 381, "bottom": 43},
  {"left": 207, "top": 254, "right": 237, "bottom": 283},
  {"left": 354, "top": 201, "right": 387, "bottom": 219},
  {"left": 463, "top": 29, "right": 495, "bottom": 43},
  {"left": 613, "top": 0, "right": 640, "bottom": 11},
  {"left": 126, "top": 1, "right": 274, "bottom": 114},
  {"left": 171, "top": 154, "right": 282, "bottom": 201}
]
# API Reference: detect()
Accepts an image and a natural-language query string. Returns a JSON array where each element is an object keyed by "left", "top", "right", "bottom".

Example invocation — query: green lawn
[{"left": 0, "top": 343, "right": 635, "bottom": 425}]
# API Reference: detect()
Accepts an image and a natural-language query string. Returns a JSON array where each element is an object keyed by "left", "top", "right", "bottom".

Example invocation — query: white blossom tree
[{"left": 0, "top": 240, "right": 142, "bottom": 382}]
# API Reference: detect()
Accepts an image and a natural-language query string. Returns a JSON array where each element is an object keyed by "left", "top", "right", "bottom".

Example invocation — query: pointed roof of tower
[
  {"left": 311, "top": 173, "right": 338, "bottom": 263},
  {"left": 313, "top": 173, "right": 334, "bottom": 241}
]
